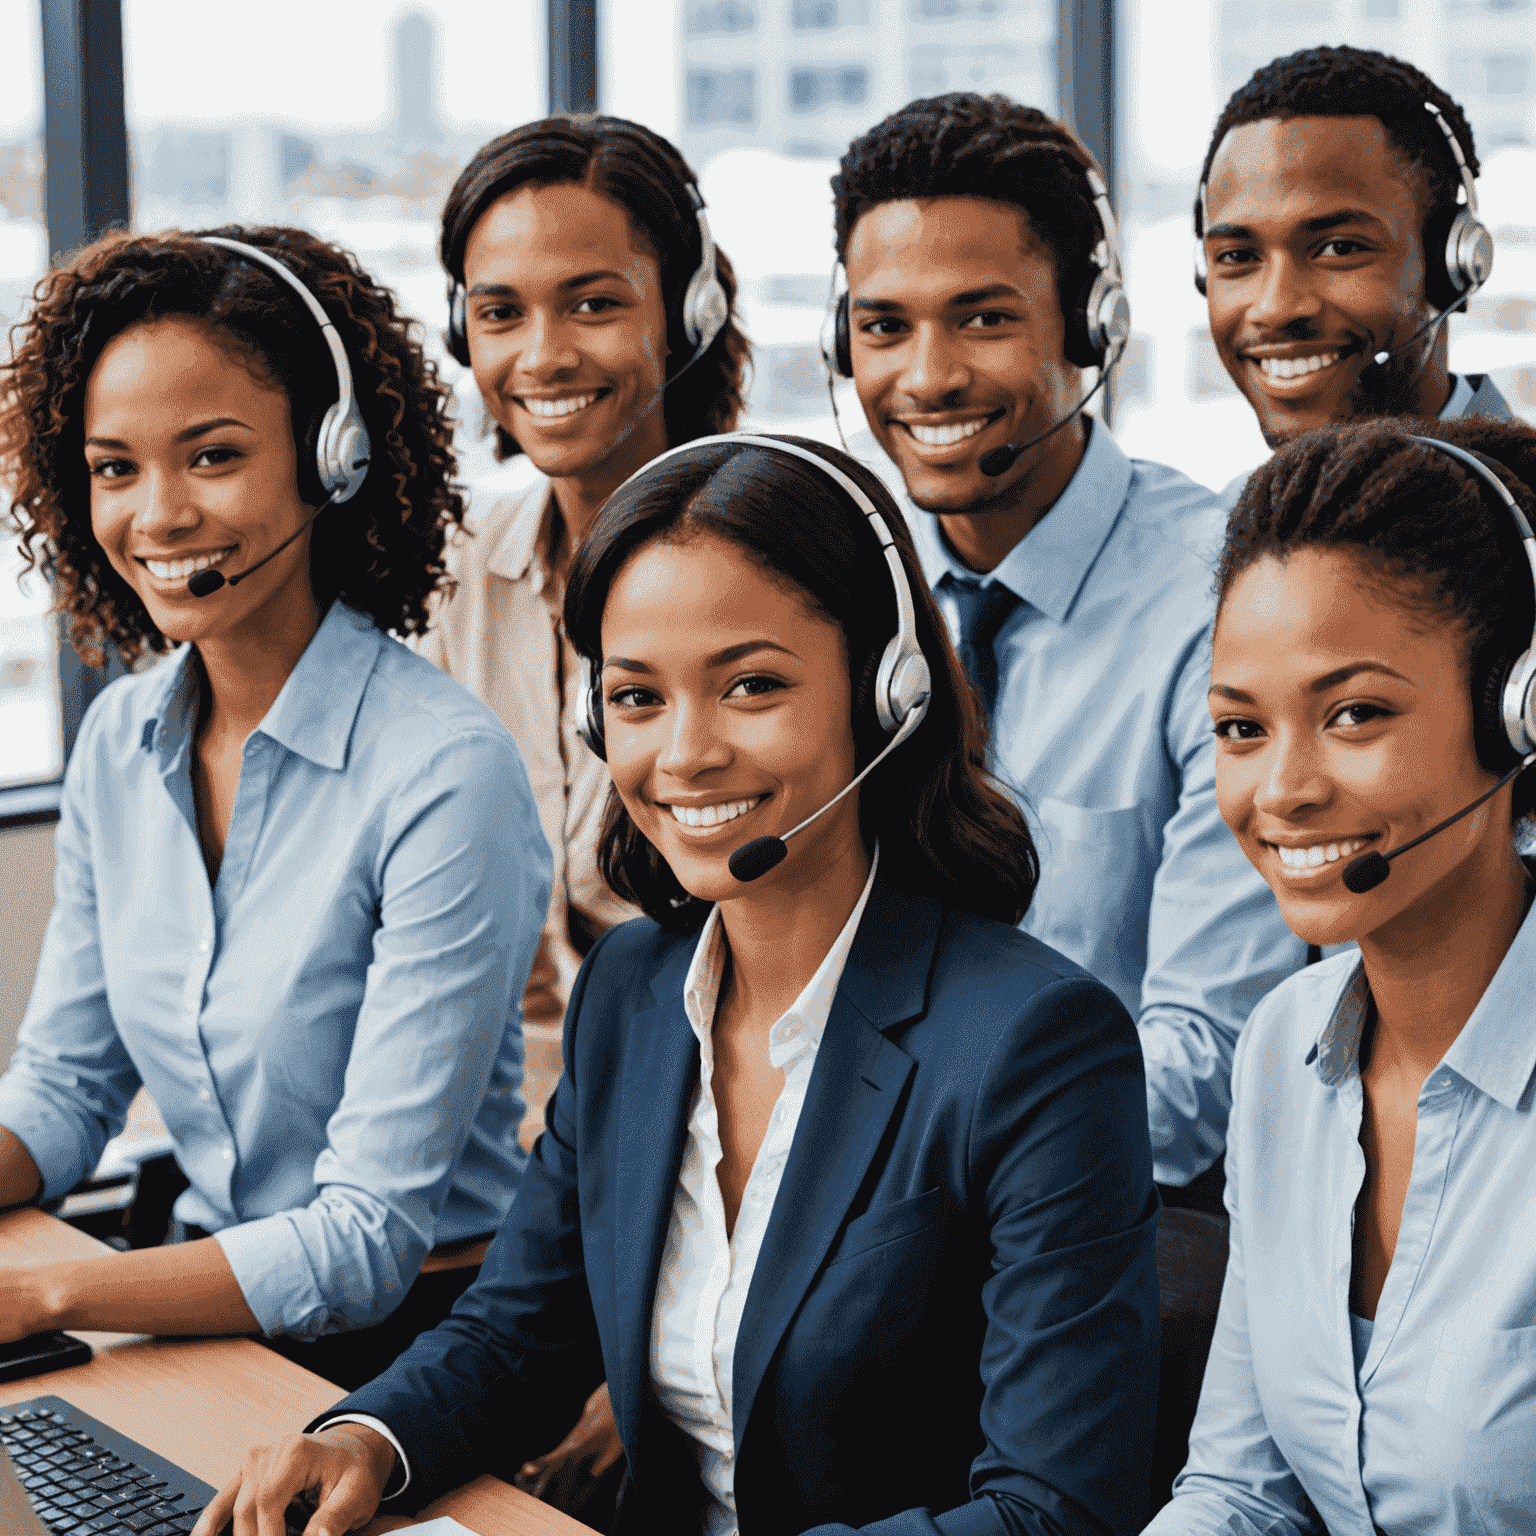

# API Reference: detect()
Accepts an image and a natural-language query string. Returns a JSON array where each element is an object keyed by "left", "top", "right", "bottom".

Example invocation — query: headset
[
  {"left": 574, "top": 433, "right": 933, "bottom": 882},
  {"left": 201, "top": 236, "right": 372, "bottom": 505},
  {"left": 822, "top": 163, "right": 1131, "bottom": 379},
  {"left": 1342, "top": 434, "right": 1536, "bottom": 893},
  {"left": 186, "top": 236, "right": 372, "bottom": 598},
  {"left": 446, "top": 183, "right": 729, "bottom": 372},
  {"left": 1194, "top": 100, "right": 1495, "bottom": 330}
]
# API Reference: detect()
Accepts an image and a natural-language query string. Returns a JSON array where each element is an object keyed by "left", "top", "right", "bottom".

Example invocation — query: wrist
[
  {"left": 12, "top": 1264, "right": 66, "bottom": 1336},
  {"left": 317, "top": 1424, "right": 397, "bottom": 1496}
]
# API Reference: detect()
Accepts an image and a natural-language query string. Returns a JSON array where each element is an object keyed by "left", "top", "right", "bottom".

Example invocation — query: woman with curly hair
[{"left": 0, "top": 225, "right": 551, "bottom": 1389}]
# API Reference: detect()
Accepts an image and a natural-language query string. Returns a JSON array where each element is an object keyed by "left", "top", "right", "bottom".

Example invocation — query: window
[
  {"left": 686, "top": 0, "right": 757, "bottom": 35},
  {"left": 1365, "top": 0, "right": 1399, "bottom": 14},
  {"left": 792, "top": 0, "right": 874, "bottom": 25},
  {"left": 688, "top": 68, "right": 759, "bottom": 124},
  {"left": 908, "top": 43, "right": 1043, "bottom": 100},
  {"left": 789, "top": 66, "right": 869, "bottom": 112},
  {"left": 1, "top": 0, "right": 61, "bottom": 799}
]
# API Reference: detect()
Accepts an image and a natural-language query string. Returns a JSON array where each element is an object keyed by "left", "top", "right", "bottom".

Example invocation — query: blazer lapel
[
  {"left": 728, "top": 878, "right": 941, "bottom": 1452},
  {"left": 612, "top": 940, "right": 699, "bottom": 1453}
]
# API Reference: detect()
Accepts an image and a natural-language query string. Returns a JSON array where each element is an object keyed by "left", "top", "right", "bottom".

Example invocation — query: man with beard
[{"left": 1198, "top": 44, "right": 1511, "bottom": 485}]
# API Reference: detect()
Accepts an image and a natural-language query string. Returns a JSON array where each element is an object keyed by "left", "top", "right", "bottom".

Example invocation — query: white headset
[
  {"left": 576, "top": 433, "right": 932, "bottom": 760},
  {"left": 201, "top": 236, "right": 372, "bottom": 503}
]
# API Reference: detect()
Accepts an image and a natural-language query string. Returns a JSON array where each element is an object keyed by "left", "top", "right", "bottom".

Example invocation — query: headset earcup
[
  {"left": 1422, "top": 206, "right": 1465, "bottom": 313},
  {"left": 446, "top": 284, "right": 471, "bottom": 367},
  {"left": 835, "top": 293, "right": 853, "bottom": 379},
  {"left": 577, "top": 660, "right": 607, "bottom": 761},
  {"left": 1475, "top": 651, "right": 1522, "bottom": 774}
]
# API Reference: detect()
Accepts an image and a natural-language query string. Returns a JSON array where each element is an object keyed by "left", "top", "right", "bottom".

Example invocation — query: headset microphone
[
  {"left": 186, "top": 497, "right": 333, "bottom": 597},
  {"left": 978, "top": 363, "right": 1115, "bottom": 478},
  {"left": 1364, "top": 292, "right": 1471, "bottom": 372},
  {"left": 1343, "top": 755, "right": 1533, "bottom": 893},
  {"left": 727, "top": 706, "right": 926, "bottom": 881},
  {"left": 1341, "top": 433, "right": 1536, "bottom": 894}
]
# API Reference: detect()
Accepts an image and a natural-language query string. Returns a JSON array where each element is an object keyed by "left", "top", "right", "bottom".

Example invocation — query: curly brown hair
[
  {"left": 439, "top": 114, "right": 750, "bottom": 458},
  {"left": 1, "top": 224, "right": 466, "bottom": 666}
]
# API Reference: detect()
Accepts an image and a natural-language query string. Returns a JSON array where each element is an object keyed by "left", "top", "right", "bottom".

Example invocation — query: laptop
[{"left": 0, "top": 1394, "right": 214, "bottom": 1535}]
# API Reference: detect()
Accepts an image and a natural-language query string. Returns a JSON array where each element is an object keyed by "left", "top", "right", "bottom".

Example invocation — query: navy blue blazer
[{"left": 318, "top": 874, "right": 1160, "bottom": 1536}]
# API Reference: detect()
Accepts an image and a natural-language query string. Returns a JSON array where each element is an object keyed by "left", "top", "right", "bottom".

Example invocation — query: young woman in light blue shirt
[
  {"left": 1149, "top": 415, "right": 1536, "bottom": 1536},
  {"left": 0, "top": 226, "right": 550, "bottom": 1386}
]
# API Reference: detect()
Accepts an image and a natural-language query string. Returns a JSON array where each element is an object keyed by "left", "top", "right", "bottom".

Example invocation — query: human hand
[
  {"left": 190, "top": 1424, "right": 396, "bottom": 1536},
  {"left": 0, "top": 1265, "right": 54, "bottom": 1345},
  {"left": 514, "top": 1380, "right": 624, "bottom": 1508}
]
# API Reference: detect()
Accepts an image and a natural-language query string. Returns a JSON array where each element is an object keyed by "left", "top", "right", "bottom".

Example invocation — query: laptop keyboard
[{"left": 1, "top": 1404, "right": 205, "bottom": 1536}]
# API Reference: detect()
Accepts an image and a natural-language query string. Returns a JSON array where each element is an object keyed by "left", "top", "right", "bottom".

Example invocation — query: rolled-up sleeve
[
  {"left": 0, "top": 710, "right": 142, "bottom": 1200},
  {"left": 216, "top": 729, "right": 549, "bottom": 1338},
  {"left": 1138, "top": 631, "right": 1307, "bottom": 1187}
]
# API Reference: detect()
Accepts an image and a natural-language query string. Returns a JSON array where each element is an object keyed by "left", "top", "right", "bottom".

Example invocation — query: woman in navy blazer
[{"left": 197, "top": 436, "right": 1160, "bottom": 1536}]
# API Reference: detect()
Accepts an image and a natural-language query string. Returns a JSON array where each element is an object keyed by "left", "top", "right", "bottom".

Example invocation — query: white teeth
[
  {"left": 144, "top": 547, "right": 234, "bottom": 581},
  {"left": 1258, "top": 352, "right": 1340, "bottom": 380},
  {"left": 669, "top": 796, "right": 761, "bottom": 829},
  {"left": 905, "top": 418, "right": 990, "bottom": 446},
  {"left": 1275, "top": 837, "right": 1368, "bottom": 869},
  {"left": 522, "top": 393, "right": 599, "bottom": 418}
]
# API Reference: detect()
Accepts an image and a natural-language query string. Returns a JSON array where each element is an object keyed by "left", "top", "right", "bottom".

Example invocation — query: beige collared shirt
[{"left": 416, "top": 477, "right": 637, "bottom": 1033}]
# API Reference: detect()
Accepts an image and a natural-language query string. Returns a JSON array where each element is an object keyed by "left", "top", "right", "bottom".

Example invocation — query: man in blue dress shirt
[
  {"left": 830, "top": 93, "right": 1307, "bottom": 1209},
  {"left": 1196, "top": 46, "right": 1512, "bottom": 508}
]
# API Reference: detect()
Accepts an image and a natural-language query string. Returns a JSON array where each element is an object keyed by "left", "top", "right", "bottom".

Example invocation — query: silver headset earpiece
[
  {"left": 1410, "top": 436, "right": 1536, "bottom": 760},
  {"left": 201, "top": 236, "right": 372, "bottom": 504},
  {"left": 1082, "top": 167, "right": 1132, "bottom": 363},
  {"left": 576, "top": 432, "right": 932, "bottom": 761},
  {"left": 681, "top": 186, "right": 730, "bottom": 353},
  {"left": 1424, "top": 101, "right": 1495, "bottom": 297}
]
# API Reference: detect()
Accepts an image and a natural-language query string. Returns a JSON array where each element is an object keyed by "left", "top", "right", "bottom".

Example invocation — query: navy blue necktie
[{"left": 950, "top": 580, "right": 1021, "bottom": 725}]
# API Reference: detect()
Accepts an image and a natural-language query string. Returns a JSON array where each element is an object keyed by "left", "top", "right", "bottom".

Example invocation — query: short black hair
[
  {"left": 1196, "top": 46, "right": 1478, "bottom": 237},
  {"left": 439, "top": 114, "right": 748, "bottom": 460},
  {"left": 833, "top": 92, "right": 1102, "bottom": 330}
]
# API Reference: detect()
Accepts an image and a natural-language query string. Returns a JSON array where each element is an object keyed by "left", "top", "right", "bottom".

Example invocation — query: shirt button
[
  {"left": 1440, "top": 1077, "right": 1452, "bottom": 1087},
  {"left": 198, "top": 939, "right": 210, "bottom": 954},
  {"left": 722, "top": 1448, "right": 733, "bottom": 1461},
  {"left": 199, "top": 1088, "right": 211, "bottom": 1101},
  {"left": 221, "top": 1146, "right": 234, "bottom": 1160}
]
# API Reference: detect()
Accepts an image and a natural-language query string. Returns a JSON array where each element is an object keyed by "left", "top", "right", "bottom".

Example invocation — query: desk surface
[{"left": 0, "top": 1210, "right": 590, "bottom": 1536}]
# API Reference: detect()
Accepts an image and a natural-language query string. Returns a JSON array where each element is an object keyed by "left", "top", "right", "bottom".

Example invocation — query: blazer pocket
[{"left": 824, "top": 1188, "right": 947, "bottom": 1268}]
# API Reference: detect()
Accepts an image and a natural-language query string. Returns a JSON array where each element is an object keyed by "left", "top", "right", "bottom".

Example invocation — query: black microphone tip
[
  {"left": 186, "top": 568, "right": 226, "bottom": 598},
  {"left": 978, "top": 444, "right": 1019, "bottom": 478},
  {"left": 1342, "top": 851, "right": 1390, "bottom": 894},
  {"left": 728, "top": 836, "right": 788, "bottom": 882}
]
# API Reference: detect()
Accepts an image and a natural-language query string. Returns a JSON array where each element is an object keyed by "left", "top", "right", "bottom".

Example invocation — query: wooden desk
[{"left": 0, "top": 1210, "right": 589, "bottom": 1536}]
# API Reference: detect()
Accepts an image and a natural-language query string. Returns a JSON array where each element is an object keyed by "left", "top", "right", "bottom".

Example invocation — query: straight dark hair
[
  {"left": 439, "top": 114, "right": 749, "bottom": 460},
  {"left": 564, "top": 434, "right": 1039, "bottom": 932}
]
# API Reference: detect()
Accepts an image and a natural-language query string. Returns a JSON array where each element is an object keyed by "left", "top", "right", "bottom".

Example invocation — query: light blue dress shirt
[
  {"left": 908, "top": 419, "right": 1306, "bottom": 1185},
  {"left": 0, "top": 601, "right": 551, "bottom": 1339},
  {"left": 1148, "top": 908, "right": 1536, "bottom": 1536}
]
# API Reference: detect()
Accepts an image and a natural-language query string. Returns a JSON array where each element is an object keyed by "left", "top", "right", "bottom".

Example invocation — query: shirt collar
[
  {"left": 1440, "top": 373, "right": 1475, "bottom": 420},
  {"left": 908, "top": 417, "right": 1133, "bottom": 624},
  {"left": 681, "top": 846, "right": 882, "bottom": 1066},
  {"left": 1310, "top": 893, "right": 1536, "bottom": 1111},
  {"left": 483, "top": 478, "right": 559, "bottom": 592},
  {"left": 256, "top": 602, "right": 386, "bottom": 770}
]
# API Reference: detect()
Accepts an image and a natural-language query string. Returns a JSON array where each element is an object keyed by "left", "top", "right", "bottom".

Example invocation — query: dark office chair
[{"left": 1150, "top": 1205, "right": 1230, "bottom": 1513}]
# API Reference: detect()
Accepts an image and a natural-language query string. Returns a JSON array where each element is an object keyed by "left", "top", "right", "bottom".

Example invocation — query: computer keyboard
[{"left": 0, "top": 1395, "right": 214, "bottom": 1535}]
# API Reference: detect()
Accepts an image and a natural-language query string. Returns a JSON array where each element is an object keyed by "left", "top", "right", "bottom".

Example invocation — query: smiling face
[
  {"left": 843, "top": 195, "right": 1083, "bottom": 524},
  {"left": 85, "top": 316, "right": 321, "bottom": 650},
  {"left": 1202, "top": 116, "right": 1451, "bottom": 445},
  {"left": 461, "top": 181, "right": 671, "bottom": 492},
  {"left": 1210, "top": 545, "right": 1518, "bottom": 948},
  {"left": 599, "top": 531, "right": 865, "bottom": 908}
]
